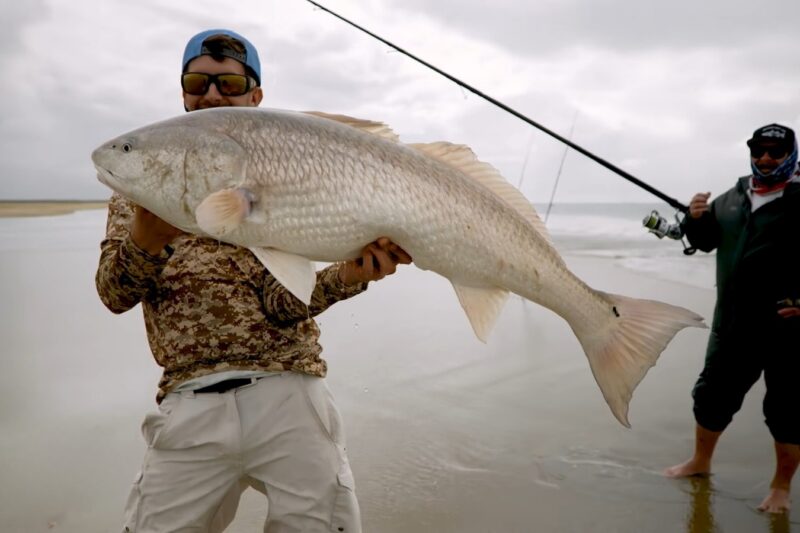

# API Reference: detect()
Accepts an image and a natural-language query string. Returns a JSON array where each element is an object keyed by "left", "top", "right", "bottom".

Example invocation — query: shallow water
[{"left": 0, "top": 210, "right": 795, "bottom": 532}]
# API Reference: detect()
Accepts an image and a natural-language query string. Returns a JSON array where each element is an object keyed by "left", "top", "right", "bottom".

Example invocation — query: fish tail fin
[{"left": 569, "top": 291, "right": 706, "bottom": 428}]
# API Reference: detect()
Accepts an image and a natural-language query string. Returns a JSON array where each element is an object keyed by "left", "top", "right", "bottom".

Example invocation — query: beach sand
[{"left": 0, "top": 210, "right": 795, "bottom": 532}]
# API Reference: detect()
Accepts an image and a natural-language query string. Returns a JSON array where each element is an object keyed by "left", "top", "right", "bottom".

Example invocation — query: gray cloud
[
  {"left": 0, "top": 0, "right": 798, "bottom": 204},
  {"left": 386, "top": 0, "right": 799, "bottom": 54},
  {"left": 0, "top": 0, "right": 49, "bottom": 56}
]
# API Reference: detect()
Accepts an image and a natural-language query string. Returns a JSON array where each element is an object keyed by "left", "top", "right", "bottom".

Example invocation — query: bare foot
[
  {"left": 663, "top": 458, "right": 711, "bottom": 478},
  {"left": 758, "top": 488, "right": 790, "bottom": 513}
]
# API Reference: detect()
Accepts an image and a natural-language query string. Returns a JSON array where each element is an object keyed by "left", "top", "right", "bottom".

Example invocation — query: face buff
[{"left": 749, "top": 124, "right": 799, "bottom": 192}]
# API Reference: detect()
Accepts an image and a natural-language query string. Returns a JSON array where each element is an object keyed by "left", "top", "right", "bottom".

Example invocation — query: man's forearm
[
  {"left": 95, "top": 235, "right": 169, "bottom": 313},
  {"left": 683, "top": 212, "right": 720, "bottom": 252},
  {"left": 263, "top": 264, "right": 367, "bottom": 323}
]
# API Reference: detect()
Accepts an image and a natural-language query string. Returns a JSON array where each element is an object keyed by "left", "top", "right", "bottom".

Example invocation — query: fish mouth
[{"left": 95, "top": 167, "right": 121, "bottom": 192}]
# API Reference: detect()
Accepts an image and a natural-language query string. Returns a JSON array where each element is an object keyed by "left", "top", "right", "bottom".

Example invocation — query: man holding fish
[
  {"left": 96, "top": 29, "right": 409, "bottom": 533},
  {"left": 93, "top": 25, "right": 707, "bottom": 533}
]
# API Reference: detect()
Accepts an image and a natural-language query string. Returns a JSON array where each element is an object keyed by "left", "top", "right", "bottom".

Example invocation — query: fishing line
[
  {"left": 515, "top": 131, "right": 536, "bottom": 190},
  {"left": 305, "top": 0, "right": 689, "bottom": 213},
  {"left": 544, "top": 111, "right": 578, "bottom": 224}
]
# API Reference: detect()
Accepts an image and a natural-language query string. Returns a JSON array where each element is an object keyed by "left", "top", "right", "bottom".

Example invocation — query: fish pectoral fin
[
  {"left": 249, "top": 247, "right": 317, "bottom": 306},
  {"left": 196, "top": 188, "right": 254, "bottom": 237},
  {"left": 451, "top": 283, "right": 510, "bottom": 343}
]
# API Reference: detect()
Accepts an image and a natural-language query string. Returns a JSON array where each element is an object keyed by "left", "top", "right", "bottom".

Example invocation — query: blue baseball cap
[{"left": 182, "top": 29, "right": 261, "bottom": 85}]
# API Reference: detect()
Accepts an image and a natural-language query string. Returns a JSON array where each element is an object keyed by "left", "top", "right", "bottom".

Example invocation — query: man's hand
[
  {"left": 689, "top": 192, "right": 711, "bottom": 219},
  {"left": 338, "top": 237, "right": 412, "bottom": 285},
  {"left": 131, "top": 206, "right": 185, "bottom": 256}
]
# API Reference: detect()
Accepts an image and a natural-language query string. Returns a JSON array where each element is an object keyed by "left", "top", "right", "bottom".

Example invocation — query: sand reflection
[
  {"left": 685, "top": 476, "right": 719, "bottom": 533},
  {"left": 684, "top": 476, "right": 794, "bottom": 533}
]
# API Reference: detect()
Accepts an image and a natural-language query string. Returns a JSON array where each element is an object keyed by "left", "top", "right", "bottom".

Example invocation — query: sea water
[
  {"left": 0, "top": 203, "right": 717, "bottom": 287},
  {"left": 540, "top": 202, "right": 716, "bottom": 290}
]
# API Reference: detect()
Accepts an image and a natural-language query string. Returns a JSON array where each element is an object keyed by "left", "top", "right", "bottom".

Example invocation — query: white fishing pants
[{"left": 122, "top": 372, "right": 360, "bottom": 533}]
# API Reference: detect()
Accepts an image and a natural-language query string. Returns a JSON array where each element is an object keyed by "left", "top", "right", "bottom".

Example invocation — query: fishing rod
[
  {"left": 305, "top": 1, "right": 686, "bottom": 211},
  {"left": 305, "top": 1, "right": 696, "bottom": 253}
]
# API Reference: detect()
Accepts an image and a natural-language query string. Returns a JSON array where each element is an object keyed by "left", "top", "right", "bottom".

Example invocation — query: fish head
[{"left": 92, "top": 113, "right": 248, "bottom": 232}]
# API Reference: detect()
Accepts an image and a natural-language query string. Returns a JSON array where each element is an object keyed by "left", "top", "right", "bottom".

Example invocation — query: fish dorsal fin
[
  {"left": 451, "top": 283, "right": 510, "bottom": 342},
  {"left": 409, "top": 142, "right": 558, "bottom": 251},
  {"left": 196, "top": 188, "right": 254, "bottom": 238},
  {"left": 248, "top": 247, "right": 317, "bottom": 305},
  {"left": 303, "top": 111, "right": 400, "bottom": 142}
]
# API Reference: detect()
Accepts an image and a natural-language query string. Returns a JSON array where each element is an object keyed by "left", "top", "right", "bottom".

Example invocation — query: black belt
[{"left": 195, "top": 378, "right": 254, "bottom": 394}]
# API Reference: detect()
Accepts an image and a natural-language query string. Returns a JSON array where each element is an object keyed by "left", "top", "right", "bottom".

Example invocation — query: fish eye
[{"left": 122, "top": 143, "right": 133, "bottom": 153}]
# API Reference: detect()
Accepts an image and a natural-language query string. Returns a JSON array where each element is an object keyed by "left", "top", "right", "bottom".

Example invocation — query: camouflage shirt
[{"left": 95, "top": 193, "right": 367, "bottom": 402}]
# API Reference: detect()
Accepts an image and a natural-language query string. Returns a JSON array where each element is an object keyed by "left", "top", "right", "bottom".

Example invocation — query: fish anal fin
[
  {"left": 249, "top": 247, "right": 317, "bottom": 305},
  {"left": 196, "top": 188, "right": 254, "bottom": 238},
  {"left": 451, "top": 283, "right": 510, "bottom": 342},
  {"left": 410, "top": 142, "right": 559, "bottom": 252},
  {"left": 303, "top": 111, "right": 400, "bottom": 142}
]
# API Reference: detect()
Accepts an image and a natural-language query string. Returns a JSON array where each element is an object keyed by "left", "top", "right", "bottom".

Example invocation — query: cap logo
[{"left": 760, "top": 126, "right": 787, "bottom": 139}]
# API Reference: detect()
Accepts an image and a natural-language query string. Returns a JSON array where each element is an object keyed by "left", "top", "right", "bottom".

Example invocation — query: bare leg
[
  {"left": 663, "top": 424, "right": 722, "bottom": 478},
  {"left": 758, "top": 441, "right": 800, "bottom": 513}
]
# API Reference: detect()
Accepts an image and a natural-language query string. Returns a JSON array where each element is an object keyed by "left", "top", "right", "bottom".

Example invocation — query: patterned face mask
[{"left": 751, "top": 142, "right": 798, "bottom": 187}]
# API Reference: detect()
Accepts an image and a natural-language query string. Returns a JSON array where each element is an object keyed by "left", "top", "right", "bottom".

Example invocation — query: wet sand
[{"left": 0, "top": 212, "right": 796, "bottom": 532}]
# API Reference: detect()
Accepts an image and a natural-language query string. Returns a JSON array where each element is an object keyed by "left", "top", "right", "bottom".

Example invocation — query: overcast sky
[{"left": 1, "top": 0, "right": 798, "bottom": 206}]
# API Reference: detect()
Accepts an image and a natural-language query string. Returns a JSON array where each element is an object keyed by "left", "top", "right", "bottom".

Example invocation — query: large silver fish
[{"left": 92, "top": 107, "right": 705, "bottom": 426}]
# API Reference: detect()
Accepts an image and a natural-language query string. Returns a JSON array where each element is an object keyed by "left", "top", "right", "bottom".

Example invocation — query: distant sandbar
[{"left": 0, "top": 201, "right": 107, "bottom": 218}]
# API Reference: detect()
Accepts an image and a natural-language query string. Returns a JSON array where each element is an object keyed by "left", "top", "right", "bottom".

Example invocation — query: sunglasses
[
  {"left": 181, "top": 72, "right": 257, "bottom": 97},
  {"left": 749, "top": 145, "right": 789, "bottom": 159}
]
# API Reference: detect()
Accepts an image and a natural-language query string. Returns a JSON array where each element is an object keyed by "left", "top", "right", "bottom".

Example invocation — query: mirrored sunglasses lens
[
  {"left": 182, "top": 73, "right": 210, "bottom": 95},
  {"left": 750, "top": 146, "right": 788, "bottom": 159},
  {"left": 217, "top": 75, "right": 249, "bottom": 96}
]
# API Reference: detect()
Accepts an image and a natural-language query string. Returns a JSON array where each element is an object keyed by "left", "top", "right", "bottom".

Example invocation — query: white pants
[{"left": 122, "top": 373, "right": 360, "bottom": 533}]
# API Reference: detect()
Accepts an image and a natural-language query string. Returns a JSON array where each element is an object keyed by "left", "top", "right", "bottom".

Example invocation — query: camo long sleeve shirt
[{"left": 96, "top": 193, "right": 367, "bottom": 402}]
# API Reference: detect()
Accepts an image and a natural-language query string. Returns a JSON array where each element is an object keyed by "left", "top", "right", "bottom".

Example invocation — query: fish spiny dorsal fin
[
  {"left": 303, "top": 111, "right": 400, "bottom": 142},
  {"left": 409, "top": 142, "right": 559, "bottom": 252}
]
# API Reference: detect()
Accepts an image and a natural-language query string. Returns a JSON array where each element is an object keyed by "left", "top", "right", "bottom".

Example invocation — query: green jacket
[{"left": 683, "top": 176, "right": 800, "bottom": 335}]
